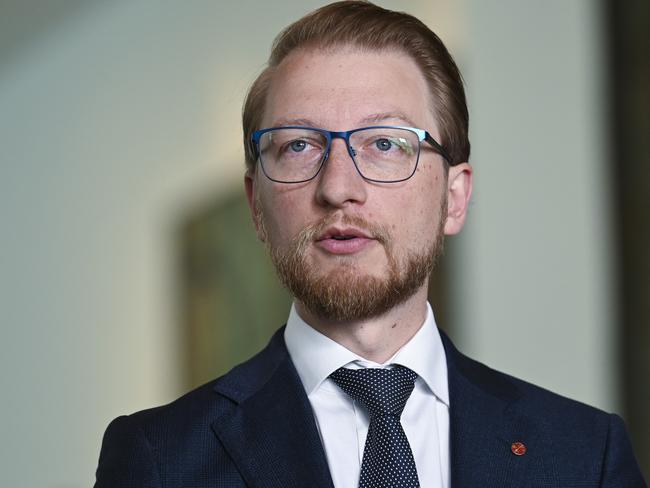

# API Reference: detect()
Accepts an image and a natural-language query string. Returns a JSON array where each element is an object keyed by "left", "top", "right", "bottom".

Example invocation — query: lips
[
  {"left": 316, "top": 227, "right": 372, "bottom": 241},
  {"left": 315, "top": 226, "right": 375, "bottom": 254}
]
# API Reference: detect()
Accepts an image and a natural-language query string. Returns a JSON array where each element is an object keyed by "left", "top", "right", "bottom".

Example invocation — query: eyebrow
[
  {"left": 270, "top": 117, "right": 318, "bottom": 128},
  {"left": 269, "top": 112, "right": 421, "bottom": 130},
  {"left": 359, "top": 112, "right": 420, "bottom": 128}
]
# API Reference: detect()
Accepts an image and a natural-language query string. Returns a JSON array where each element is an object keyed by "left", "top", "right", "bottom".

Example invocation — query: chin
[{"left": 311, "top": 255, "right": 387, "bottom": 279}]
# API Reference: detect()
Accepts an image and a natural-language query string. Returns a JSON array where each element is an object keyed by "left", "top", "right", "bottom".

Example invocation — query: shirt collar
[{"left": 284, "top": 302, "right": 449, "bottom": 406}]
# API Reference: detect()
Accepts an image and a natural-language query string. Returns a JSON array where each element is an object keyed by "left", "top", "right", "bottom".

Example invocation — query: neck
[{"left": 294, "top": 286, "right": 429, "bottom": 363}]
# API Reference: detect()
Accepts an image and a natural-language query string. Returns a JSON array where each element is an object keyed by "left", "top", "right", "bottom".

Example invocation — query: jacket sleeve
[
  {"left": 94, "top": 415, "right": 161, "bottom": 488},
  {"left": 601, "top": 414, "right": 647, "bottom": 487}
]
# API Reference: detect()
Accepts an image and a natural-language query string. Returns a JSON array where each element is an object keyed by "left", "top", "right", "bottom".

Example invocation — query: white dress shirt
[{"left": 284, "top": 303, "right": 450, "bottom": 488}]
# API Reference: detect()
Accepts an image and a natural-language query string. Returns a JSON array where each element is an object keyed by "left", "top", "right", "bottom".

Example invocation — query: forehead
[{"left": 262, "top": 47, "right": 438, "bottom": 135}]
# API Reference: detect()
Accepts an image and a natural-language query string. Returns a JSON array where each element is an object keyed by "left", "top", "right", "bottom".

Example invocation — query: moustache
[{"left": 292, "top": 213, "right": 391, "bottom": 254}]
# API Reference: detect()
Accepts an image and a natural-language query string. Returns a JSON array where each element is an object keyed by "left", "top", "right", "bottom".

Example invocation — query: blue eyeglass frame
[{"left": 251, "top": 125, "right": 453, "bottom": 184}]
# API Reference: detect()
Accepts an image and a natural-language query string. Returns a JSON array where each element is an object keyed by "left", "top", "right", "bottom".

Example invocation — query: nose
[{"left": 315, "top": 138, "right": 368, "bottom": 208}]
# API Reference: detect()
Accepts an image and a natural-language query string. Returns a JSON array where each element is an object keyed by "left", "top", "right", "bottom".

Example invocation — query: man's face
[{"left": 246, "top": 47, "right": 471, "bottom": 322}]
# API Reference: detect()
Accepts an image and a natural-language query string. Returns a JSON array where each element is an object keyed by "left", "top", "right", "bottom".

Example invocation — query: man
[{"left": 95, "top": 2, "right": 645, "bottom": 487}]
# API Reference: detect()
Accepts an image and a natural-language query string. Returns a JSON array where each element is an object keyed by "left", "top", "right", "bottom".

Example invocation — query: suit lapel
[
  {"left": 211, "top": 328, "right": 334, "bottom": 488},
  {"left": 441, "top": 332, "right": 553, "bottom": 486}
]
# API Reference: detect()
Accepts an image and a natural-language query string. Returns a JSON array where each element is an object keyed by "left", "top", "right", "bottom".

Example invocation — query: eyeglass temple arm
[{"left": 424, "top": 132, "right": 454, "bottom": 165}]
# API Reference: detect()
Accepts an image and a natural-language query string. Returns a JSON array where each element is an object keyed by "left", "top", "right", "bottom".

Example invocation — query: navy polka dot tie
[{"left": 330, "top": 366, "right": 420, "bottom": 488}]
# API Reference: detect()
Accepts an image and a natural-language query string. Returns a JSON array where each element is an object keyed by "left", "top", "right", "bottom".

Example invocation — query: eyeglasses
[{"left": 251, "top": 126, "right": 452, "bottom": 184}]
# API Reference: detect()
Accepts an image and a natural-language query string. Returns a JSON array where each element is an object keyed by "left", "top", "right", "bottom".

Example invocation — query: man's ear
[
  {"left": 444, "top": 162, "right": 473, "bottom": 235},
  {"left": 244, "top": 170, "right": 266, "bottom": 242}
]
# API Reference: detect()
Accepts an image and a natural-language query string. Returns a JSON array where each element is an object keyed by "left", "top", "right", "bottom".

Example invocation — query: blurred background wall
[{"left": 0, "top": 1, "right": 646, "bottom": 486}]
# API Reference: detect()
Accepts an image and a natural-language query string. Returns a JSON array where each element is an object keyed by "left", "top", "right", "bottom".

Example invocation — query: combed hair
[{"left": 242, "top": 0, "right": 470, "bottom": 170}]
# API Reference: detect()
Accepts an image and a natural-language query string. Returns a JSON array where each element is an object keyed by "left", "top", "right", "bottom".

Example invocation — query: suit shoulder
[
  {"left": 120, "top": 326, "right": 288, "bottom": 434},
  {"left": 443, "top": 331, "right": 614, "bottom": 424},
  {"left": 466, "top": 349, "right": 613, "bottom": 422},
  {"left": 498, "top": 366, "right": 612, "bottom": 424},
  {"left": 96, "top": 374, "right": 249, "bottom": 485},
  {"left": 128, "top": 378, "right": 221, "bottom": 426}
]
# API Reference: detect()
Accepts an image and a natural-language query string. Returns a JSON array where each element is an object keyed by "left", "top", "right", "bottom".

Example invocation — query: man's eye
[
  {"left": 374, "top": 138, "right": 393, "bottom": 151},
  {"left": 288, "top": 140, "right": 307, "bottom": 152}
]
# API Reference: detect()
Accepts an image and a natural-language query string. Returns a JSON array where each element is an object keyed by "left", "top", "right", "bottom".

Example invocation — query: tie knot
[{"left": 330, "top": 366, "right": 418, "bottom": 418}]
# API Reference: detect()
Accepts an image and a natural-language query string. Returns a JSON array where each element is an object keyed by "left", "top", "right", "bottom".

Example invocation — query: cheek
[
  {"left": 397, "top": 173, "right": 445, "bottom": 241},
  {"left": 258, "top": 186, "right": 310, "bottom": 246}
]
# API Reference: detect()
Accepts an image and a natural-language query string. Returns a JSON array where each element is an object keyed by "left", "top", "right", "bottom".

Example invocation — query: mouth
[
  {"left": 316, "top": 227, "right": 372, "bottom": 242},
  {"left": 315, "top": 227, "right": 376, "bottom": 255}
]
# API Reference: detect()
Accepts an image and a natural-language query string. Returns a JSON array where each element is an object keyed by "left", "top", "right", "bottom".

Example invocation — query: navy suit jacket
[{"left": 95, "top": 327, "right": 646, "bottom": 487}]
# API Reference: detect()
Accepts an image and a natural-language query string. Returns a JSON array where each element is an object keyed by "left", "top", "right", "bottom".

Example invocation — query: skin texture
[{"left": 246, "top": 46, "right": 473, "bottom": 362}]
